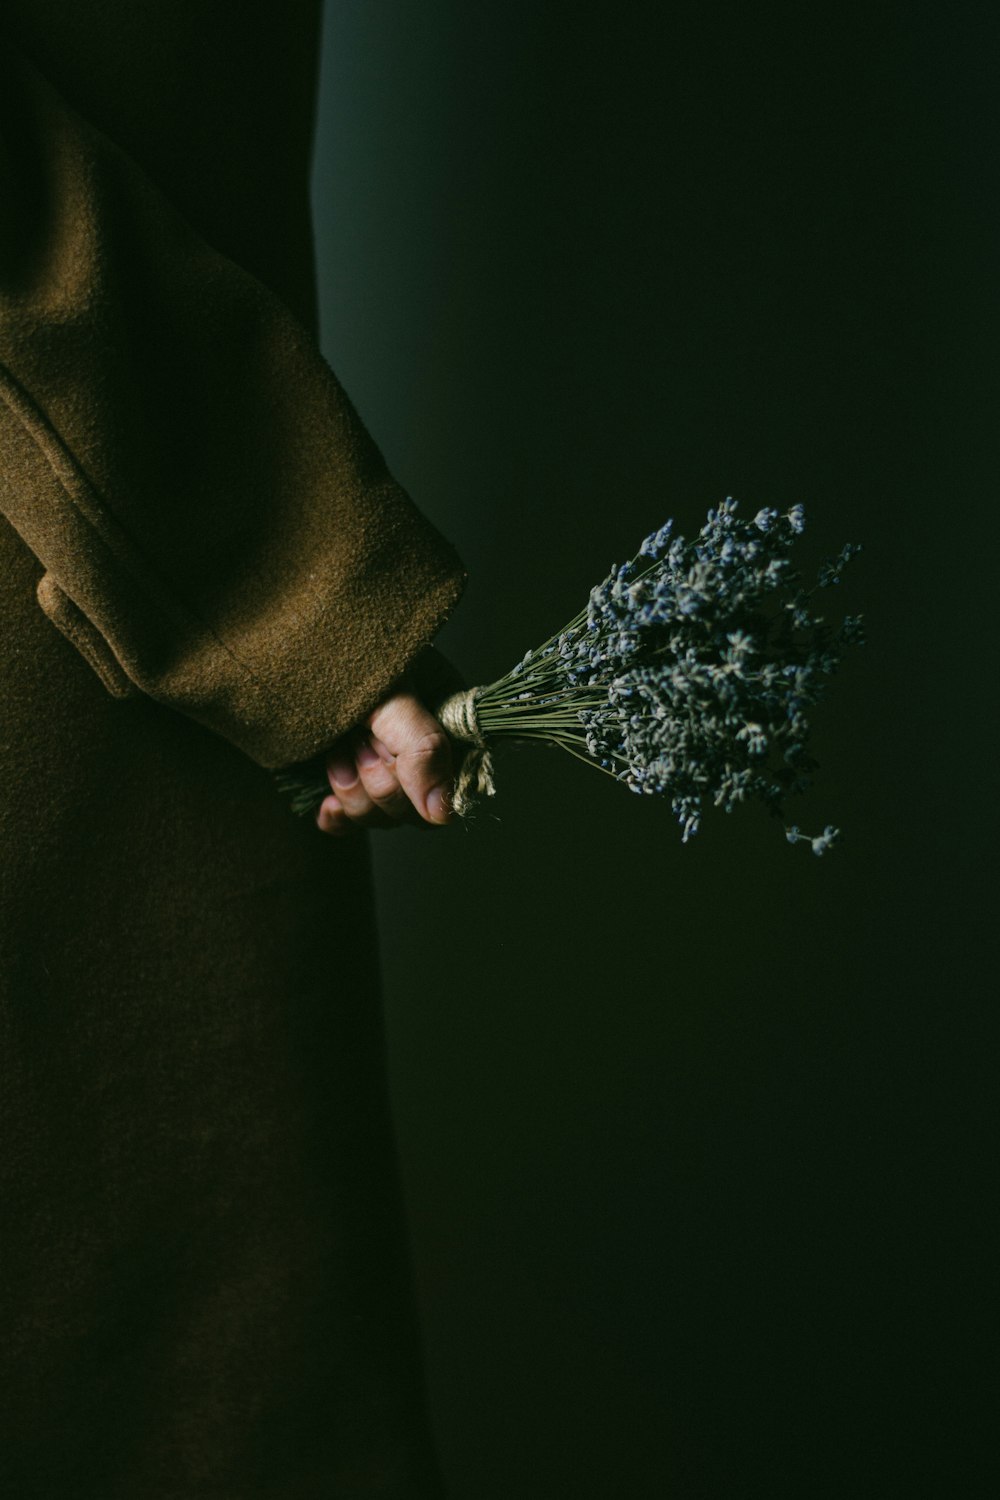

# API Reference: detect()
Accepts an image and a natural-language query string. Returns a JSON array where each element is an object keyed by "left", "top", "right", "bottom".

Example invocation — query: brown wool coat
[{"left": 1, "top": 4, "right": 464, "bottom": 1495}]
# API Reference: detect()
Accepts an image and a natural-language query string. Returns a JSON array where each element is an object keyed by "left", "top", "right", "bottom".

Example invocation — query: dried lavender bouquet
[{"left": 276, "top": 498, "right": 864, "bottom": 852}]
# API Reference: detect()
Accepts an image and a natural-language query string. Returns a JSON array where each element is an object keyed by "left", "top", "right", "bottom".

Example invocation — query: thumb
[{"left": 367, "top": 691, "right": 454, "bottom": 826}]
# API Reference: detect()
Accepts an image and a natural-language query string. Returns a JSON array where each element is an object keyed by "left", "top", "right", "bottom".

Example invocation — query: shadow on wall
[{"left": 312, "top": 3, "right": 995, "bottom": 1497}]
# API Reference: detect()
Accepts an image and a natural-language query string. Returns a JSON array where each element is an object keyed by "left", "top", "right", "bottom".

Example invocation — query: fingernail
[
  {"left": 427, "top": 786, "right": 450, "bottom": 824},
  {"left": 356, "top": 741, "right": 379, "bottom": 770},
  {"left": 328, "top": 756, "right": 357, "bottom": 790}
]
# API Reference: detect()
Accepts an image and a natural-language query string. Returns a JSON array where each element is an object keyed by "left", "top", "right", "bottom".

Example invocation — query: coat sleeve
[{"left": 0, "top": 43, "right": 467, "bottom": 770}]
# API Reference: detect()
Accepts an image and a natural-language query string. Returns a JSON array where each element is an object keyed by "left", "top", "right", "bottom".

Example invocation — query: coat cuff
[{"left": 1, "top": 362, "right": 467, "bottom": 770}]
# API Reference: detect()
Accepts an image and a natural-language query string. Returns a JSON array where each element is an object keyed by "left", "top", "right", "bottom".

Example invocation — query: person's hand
[{"left": 315, "top": 651, "right": 464, "bottom": 837}]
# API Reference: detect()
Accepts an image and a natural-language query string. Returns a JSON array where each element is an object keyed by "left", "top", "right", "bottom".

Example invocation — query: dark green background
[{"left": 312, "top": 4, "right": 995, "bottom": 1495}]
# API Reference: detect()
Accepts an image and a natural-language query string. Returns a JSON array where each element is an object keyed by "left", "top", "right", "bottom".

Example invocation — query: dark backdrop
[{"left": 311, "top": 4, "right": 996, "bottom": 1495}]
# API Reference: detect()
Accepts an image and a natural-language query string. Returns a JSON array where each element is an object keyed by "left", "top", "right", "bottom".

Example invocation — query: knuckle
[
  {"left": 371, "top": 790, "right": 408, "bottom": 820},
  {"left": 368, "top": 692, "right": 417, "bottom": 738},
  {"left": 339, "top": 788, "right": 375, "bottom": 820},
  {"left": 406, "top": 729, "right": 449, "bottom": 766},
  {"left": 358, "top": 761, "right": 397, "bottom": 799}
]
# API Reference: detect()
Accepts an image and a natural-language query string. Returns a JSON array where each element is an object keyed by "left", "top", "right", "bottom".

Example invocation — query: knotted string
[{"left": 436, "top": 687, "right": 496, "bottom": 816}]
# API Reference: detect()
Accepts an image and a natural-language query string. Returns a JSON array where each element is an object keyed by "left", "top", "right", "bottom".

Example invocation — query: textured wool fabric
[
  {"left": 1, "top": 4, "right": 459, "bottom": 1495},
  {"left": 0, "top": 23, "right": 465, "bottom": 770}
]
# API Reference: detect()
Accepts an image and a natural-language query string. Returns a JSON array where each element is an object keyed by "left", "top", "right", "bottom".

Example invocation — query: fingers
[
  {"left": 368, "top": 692, "right": 454, "bottom": 826},
  {"left": 317, "top": 792, "right": 349, "bottom": 836},
  {"left": 353, "top": 738, "right": 413, "bottom": 821},
  {"left": 314, "top": 684, "right": 457, "bottom": 839},
  {"left": 318, "top": 738, "right": 403, "bottom": 833}
]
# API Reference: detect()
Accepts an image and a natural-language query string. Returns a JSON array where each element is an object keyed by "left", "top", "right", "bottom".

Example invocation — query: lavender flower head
[{"left": 472, "top": 498, "right": 864, "bottom": 852}]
